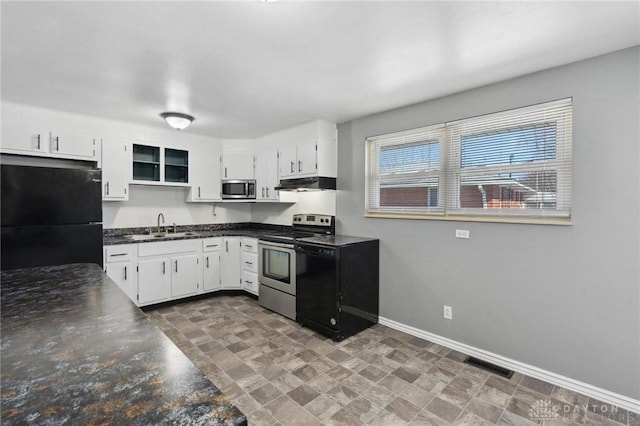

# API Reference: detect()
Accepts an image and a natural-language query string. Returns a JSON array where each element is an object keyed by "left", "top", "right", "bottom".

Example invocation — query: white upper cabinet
[
  {"left": 49, "top": 130, "right": 98, "bottom": 160},
  {"left": 1, "top": 122, "right": 48, "bottom": 155},
  {"left": 102, "top": 137, "right": 130, "bottom": 201},
  {"left": 187, "top": 139, "right": 222, "bottom": 202},
  {"left": 276, "top": 119, "right": 337, "bottom": 179},
  {"left": 255, "top": 150, "right": 279, "bottom": 201},
  {"left": 222, "top": 152, "right": 255, "bottom": 180},
  {"left": 279, "top": 140, "right": 318, "bottom": 178},
  {"left": 1, "top": 123, "right": 98, "bottom": 162},
  {"left": 1, "top": 103, "right": 99, "bottom": 161}
]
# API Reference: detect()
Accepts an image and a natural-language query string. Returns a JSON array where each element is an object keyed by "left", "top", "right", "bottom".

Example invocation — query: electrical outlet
[
  {"left": 455, "top": 229, "right": 470, "bottom": 239},
  {"left": 444, "top": 305, "right": 453, "bottom": 320}
]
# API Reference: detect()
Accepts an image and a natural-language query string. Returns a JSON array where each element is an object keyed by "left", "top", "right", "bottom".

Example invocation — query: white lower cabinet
[
  {"left": 136, "top": 239, "right": 202, "bottom": 306},
  {"left": 241, "top": 238, "right": 259, "bottom": 296},
  {"left": 221, "top": 237, "right": 242, "bottom": 289},
  {"left": 104, "top": 235, "right": 258, "bottom": 307},
  {"left": 104, "top": 245, "right": 137, "bottom": 302},
  {"left": 202, "top": 238, "right": 222, "bottom": 292},
  {"left": 138, "top": 258, "right": 172, "bottom": 305},
  {"left": 171, "top": 255, "right": 201, "bottom": 298}
]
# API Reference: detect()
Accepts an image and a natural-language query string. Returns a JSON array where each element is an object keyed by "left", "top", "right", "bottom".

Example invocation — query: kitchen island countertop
[{"left": 0, "top": 263, "right": 247, "bottom": 425}]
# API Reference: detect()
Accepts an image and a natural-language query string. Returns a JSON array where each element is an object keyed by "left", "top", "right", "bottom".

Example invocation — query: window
[
  {"left": 366, "top": 99, "right": 573, "bottom": 223},
  {"left": 366, "top": 124, "right": 445, "bottom": 215}
]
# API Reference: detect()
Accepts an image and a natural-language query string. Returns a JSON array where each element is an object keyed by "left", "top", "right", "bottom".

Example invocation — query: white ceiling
[{"left": 2, "top": 1, "right": 639, "bottom": 139}]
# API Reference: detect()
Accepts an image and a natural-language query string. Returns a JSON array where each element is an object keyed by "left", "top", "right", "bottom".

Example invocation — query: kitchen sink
[{"left": 125, "top": 231, "right": 200, "bottom": 241}]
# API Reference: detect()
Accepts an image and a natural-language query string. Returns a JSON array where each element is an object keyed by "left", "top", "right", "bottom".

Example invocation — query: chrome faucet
[{"left": 157, "top": 213, "right": 165, "bottom": 233}]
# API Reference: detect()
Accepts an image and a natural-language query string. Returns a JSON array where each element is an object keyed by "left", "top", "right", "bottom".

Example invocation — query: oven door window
[{"left": 263, "top": 248, "right": 291, "bottom": 284}]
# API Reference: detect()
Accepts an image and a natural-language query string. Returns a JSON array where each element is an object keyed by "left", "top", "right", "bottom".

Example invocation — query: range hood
[{"left": 275, "top": 176, "right": 336, "bottom": 191}]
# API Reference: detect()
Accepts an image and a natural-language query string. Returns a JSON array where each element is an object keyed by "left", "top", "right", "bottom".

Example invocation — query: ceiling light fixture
[{"left": 160, "top": 112, "right": 194, "bottom": 130}]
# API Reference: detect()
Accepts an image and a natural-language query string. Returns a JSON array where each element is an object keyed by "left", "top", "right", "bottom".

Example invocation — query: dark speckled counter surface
[{"left": 0, "top": 263, "right": 247, "bottom": 425}]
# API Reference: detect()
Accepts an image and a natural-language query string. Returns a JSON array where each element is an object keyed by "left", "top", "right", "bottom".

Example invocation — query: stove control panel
[{"left": 292, "top": 214, "right": 334, "bottom": 227}]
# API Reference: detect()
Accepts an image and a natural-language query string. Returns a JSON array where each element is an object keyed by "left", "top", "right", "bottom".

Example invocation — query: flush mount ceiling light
[{"left": 160, "top": 112, "right": 194, "bottom": 130}]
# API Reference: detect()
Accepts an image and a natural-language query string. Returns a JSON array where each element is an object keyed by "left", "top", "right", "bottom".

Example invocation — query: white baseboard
[{"left": 378, "top": 316, "right": 640, "bottom": 415}]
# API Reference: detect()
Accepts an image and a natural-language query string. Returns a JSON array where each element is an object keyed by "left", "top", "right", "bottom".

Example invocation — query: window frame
[{"left": 365, "top": 98, "right": 573, "bottom": 225}]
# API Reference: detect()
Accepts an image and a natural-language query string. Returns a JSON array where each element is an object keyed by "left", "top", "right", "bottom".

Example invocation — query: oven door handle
[{"left": 258, "top": 241, "right": 295, "bottom": 250}]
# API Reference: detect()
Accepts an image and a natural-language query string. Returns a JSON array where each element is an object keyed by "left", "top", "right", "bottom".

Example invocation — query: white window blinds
[
  {"left": 365, "top": 98, "right": 573, "bottom": 222},
  {"left": 366, "top": 124, "right": 445, "bottom": 215}
]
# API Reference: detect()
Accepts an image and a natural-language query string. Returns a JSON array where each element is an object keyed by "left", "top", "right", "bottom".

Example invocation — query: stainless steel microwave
[{"left": 222, "top": 179, "right": 256, "bottom": 199}]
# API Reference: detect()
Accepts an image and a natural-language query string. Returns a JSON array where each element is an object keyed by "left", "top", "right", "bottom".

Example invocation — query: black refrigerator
[{"left": 1, "top": 164, "right": 103, "bottom": 270}]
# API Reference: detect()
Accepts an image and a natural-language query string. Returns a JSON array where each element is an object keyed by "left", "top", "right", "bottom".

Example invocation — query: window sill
[{"left": 364, "top": 211, "right": 572, "bottom": 226}]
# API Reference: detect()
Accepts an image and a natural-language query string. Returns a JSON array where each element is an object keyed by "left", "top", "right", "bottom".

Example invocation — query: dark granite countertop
[
  {"left": 0, "top": 263, "right": 247, "bottom": 425},
  {"left": 103, "top": 223, "right": 293, "bottom": 245}
]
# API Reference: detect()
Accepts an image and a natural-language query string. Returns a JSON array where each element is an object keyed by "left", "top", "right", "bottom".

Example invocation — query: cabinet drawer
[
  {"left": 242, "top": 270, "right": 259, "bottom": 295},
  {"left": 202, "top": 238, "right": 222, "bottom": 253},
  {"left": 241, "top": 238, "right": 258, "bottom": 253},
  {"left": 105, "top": 245, "right": 135, "bottom": 263},
  {"left": 138, "top": 239, "right": 200, "bottom": 257},
  {"left": 242, "top": 252, "right": 258, "bottom": 273}
]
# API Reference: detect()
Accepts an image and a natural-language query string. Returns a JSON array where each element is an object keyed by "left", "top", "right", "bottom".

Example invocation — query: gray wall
[{"left": 336, "top": 46, "right": 639, "bottom": 400}]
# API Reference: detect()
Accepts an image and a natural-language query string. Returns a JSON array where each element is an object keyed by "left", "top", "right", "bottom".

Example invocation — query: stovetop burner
[{"left": 259, "top": 214, "right": 335, "bottom": 245}]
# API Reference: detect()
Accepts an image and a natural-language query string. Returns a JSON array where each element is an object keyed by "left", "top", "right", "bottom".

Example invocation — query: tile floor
[{"left": 145, "top": 295, "right": 638, "bottom": 426}]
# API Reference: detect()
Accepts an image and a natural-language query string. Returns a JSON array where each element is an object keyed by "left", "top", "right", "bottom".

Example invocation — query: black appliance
[
  {"left": 1, "top": 163, "right": 103, "bottom": 270},
  {"left": 296, "top": 235, "right": 379, "bottom": 341},
  {"left": 258, "top": 214, "right": 335, "bottom": 320}
]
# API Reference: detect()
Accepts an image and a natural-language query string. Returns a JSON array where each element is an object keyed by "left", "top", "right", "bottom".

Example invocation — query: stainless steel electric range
[{"left": 257, "top": 214, "right": 335, "bottom": 320}]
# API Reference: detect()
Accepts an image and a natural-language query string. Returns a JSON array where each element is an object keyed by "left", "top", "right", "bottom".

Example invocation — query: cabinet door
[
  {"left": 256, "top": 150, "right": 279, "bottom": 201},
  {"left": 278, "top": 144, "right": 298, "bottom": 179},
  {"left": 223, "top": 152, "right": 255, "bottom": 180},
  {"left": 49, "top": 130, "right": 97, "bottom": 160},
  {"left": 105, "top": 262, "right": 136, "bottom": 302},
  {"left": 203, "top": 253, "right": 221, "bottom": 292},
  {"left": 138, "top": 258, "right": 171, "bottom": 305},
  {"left": 242, "top": 270, "right": 259, "bottom": 295},
  {"left": 296, "top": 141, "right": 317, "bottom": 177},
  {"left": 188, "top": 142, "right": 221, "bottom": 202},
  {"left": 0, "top": 123, "right": 47, "bottom": 155},
  {"left": 171, "top": 255, "right": 201, "bottom": 298},
  {"left": 221, "top": 238, "right": 241, "bottom": 289},
  {"left": 102, "top": 138, "right": 130, "bottom": 200}
]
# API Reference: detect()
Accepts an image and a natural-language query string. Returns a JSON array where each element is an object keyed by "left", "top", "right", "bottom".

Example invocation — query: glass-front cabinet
[
  {"left": 132, "top": 144, "right": 160, "bottom": 182},
  {"left": 132, "top": 143, "right": 189, "bottom": 185},
  {"left": 164, "top": 148, "right": 188, "bottom": 183}
]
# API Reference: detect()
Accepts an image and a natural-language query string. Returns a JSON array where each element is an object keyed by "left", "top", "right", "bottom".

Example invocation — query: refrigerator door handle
[{"left": 124, "top": 266, "right": 127, "bottom": 280}]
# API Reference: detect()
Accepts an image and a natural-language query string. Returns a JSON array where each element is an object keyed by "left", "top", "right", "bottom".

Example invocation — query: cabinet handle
[
  {"left": 224, "top": 167, "right": 227, "bottom": 178},
  {"left": 124, "top": 266, "right": 127, "bottom": 280},
  {"left": 205, "top": 244, "right": 218, "bottom": 248},
  {"left": 245, "top": 261, "right": 252, "bottom": 265},
  {"left": 55, "top": 136, "right": 59, "bottom": 151},
  {"left": 245, "top": 280, "right": 253, "bottom": 285},
  {"left": 245, "top": 244, "right": 253, "bottom": 249},
  {"left": 266, "top": 187, "right": 269, "bottom": 198},
  {"left": 226, "top": 241, "right": 228, "bottom": 252},
  {"left": 36, "top": 134, "right": 41, "bottom": 150},
  {"left": 262, "top": 187, "right": 265, "bottom": 198},
  {"left": 109, "top": 253, "right": 127, "bottom": 257},
  {"left": 175, "top": 260, "right": 178, "bottom": 273},
  {"left": 163, "top": 261, "right": 166, "bottom": 275},
  {"left": 105, "top": 182, "right": 110, "bottom": 195},
  {"left": 206, "top": 256, "right": 209, "bottom": 268},
  {"left": 198, "top": 186, "right": 201, "bottom": 198},
  {"left": 290, "top": 161, "right": 294, "bottom": 173},
  {"left": 298, "top": 160, "right": 302, "bottom": 172}
]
